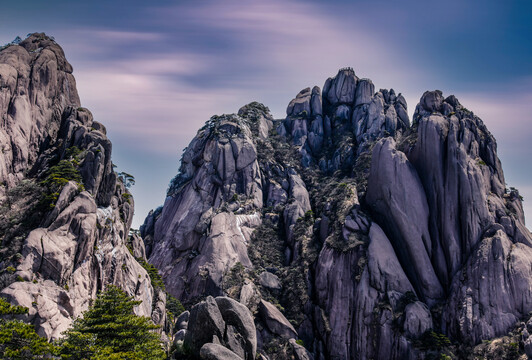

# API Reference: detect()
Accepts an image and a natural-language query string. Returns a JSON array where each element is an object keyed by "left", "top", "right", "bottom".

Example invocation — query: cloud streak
[{"left": 1, "top": 0, "right": 530, "bottom": 228}]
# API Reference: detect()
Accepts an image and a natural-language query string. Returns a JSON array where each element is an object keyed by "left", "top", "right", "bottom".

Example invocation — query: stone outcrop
[
  {"left": 366, "top": 138, "right": 443, "bottom": 304},
  {"left": 259, "top": 299, "right": 297, "bottom": 340},
  {"left": 2, "top": 33, "right": 530, "bottom": 359},
  {"left": 276, "top": 68, "right": 410, "bottom": 173},
  {"left": 184, "top": 296, "right": 257, "bottom": 360},
  {"left": 200, "top": 343, "right": 243, "bottom": 360},
  {"left": 0, "top": 34, "right": 79, "bottom": 194},
  {"left": 145, "top": 67, "right": 531, "bottom": 359},
  {"left": 0, "top": 34, "right": 164, "bottom": 340},
  {"left": 143, "top": 109, "right": 268, "bottom": 303}
]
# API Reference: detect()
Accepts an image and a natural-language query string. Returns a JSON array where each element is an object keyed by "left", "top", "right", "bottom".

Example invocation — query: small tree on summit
[
  {"left": 59, "top": 285, "right": 165, "bottom": 359},
  {"left": 118, "top": 172, "right": 135, "bottom": 188}
]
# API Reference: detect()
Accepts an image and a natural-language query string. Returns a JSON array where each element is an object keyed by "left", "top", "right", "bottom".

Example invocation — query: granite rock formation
[
  {"left": 1, "top": 33, "right": 531, "bottom": 359},
  {"left": 0, "top": 33, "right": 165, "bottom": 340},
  {"left": 144, "top": 68, "right": 532, "bottom": 359}
]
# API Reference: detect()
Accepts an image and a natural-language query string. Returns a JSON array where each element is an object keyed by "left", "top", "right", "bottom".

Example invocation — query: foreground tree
[
  {"left": 0, "top": 298, "right": 56, "bottom": 359},
  {"left": 60, "top": 285, "right": 165, "bottom": 359}
]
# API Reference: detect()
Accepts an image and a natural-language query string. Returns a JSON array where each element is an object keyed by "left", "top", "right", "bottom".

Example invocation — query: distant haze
[{"left": 1, "top": 0, "right": 531, "bottom": 229}]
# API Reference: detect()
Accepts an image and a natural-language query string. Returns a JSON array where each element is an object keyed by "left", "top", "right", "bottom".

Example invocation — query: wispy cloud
[
  {"left": 70, "top": 0, "right": 421, "bottom": 152},
  {"left": 3, "top": 0, "right": 529, "bottom": 227},
  {"left": 89, "top": 30, "right": 164, "bottom": 42},
  {"left": 75, "top": 68, "right": 243, "bottom": 153}
]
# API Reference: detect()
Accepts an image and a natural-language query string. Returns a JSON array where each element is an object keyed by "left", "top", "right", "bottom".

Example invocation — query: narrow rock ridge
[
  {"left": 145, "top": 68, "right": 532, "bottom": 359},
  {"left": 0, "top": 34, "right": 165, "bottom": 340}
]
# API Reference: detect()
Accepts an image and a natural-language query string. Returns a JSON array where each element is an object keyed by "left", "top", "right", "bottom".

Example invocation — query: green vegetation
[
  {"left": 418, "top": 331, "right": 451, "bottom": 351},
  {"left": 59, "top": 285, "right": 165, "bottom": 359},
  {"left": 310, "top": 178, "right": 363, "bottom": 252},
  {"left": 506, "top": 342, "right": 520, "bottom": 360},
  {"left": 248, "top": 219, "right": 284, "bottom": 270},
  {"left": 0, "top": 297, "right": 56, "bottom": 359},
  {"left": 237, "top": 102, "right": 272, "bottom": 138},
  {"left": 397, "top": 126, "right": 418, "bottom": 158},
  {"left": 41, "top": 148, "right": 85, "bottom": 210},
  {"left": 137, "top": 258, "right": 185, "bottom": 321},
  {"left": 467, "top": 320, "right": 526, "bottom": 360},
  {"left": 222, "top": 262, "right": 246, "bottom": 299},
  {"left": 138, "top": 259, "right": 165, "bottom": 290},
  {"left": 122, "top": 192, "right": 133, "bottom": 204},
  {"left": 166, "top": 294, "right": 185, "bottom": 319},
  {"left": 65, "top": 146, "right": 83, "bottom": 163},
  {"left": 260, "top": 333, "right": 302, "bottom": 360},
  {"left": 118, "top": 172, "right": 135, "bottom": 188}
]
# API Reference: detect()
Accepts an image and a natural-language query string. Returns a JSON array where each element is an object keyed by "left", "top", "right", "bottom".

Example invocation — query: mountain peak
[
  {"left": 2, "top": 33, "right": 532, "bottom": 359},
  {"left": 144, "top": 66, "right": 532, "bottom": 359},
  {"left": 0, "top": 33, "right": 166, "bottom": 340}
]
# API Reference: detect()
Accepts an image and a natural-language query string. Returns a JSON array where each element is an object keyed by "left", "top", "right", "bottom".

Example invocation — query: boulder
[
  {"left": 216, "top": 296, "right": 257, "bottom": 360},
  {"left": 354, "top": 78, "right": 374, "bottom": 106},
  {"left": 176, "top": 310, "right": 190, "bottom": 330},
  {"left": 200, "top": 343, "right": 244, "bottom": 360},
  {"left": 420, "top": 90, "right": 443, "bottom": 112},
  {"left": 289, "top": 338, "right": 314, "bottom": 360},
  {"left": 184, "top": 296, "right": 226, "bottom": 354},
  {"left": 174, "top": 329, "right": 187, "bottom": 343},
  {"left": 239, "top": 281, "right": 261, "bottom": 313},
  {"left": 402, "top": 302, "right": 432, "bottom": 338},
  {"left": 524, "top": 331, "right": 532, "bottom": 358},
  {"left": 324, "top": 68, "right": 358, "bottom": 105},
  {"left": 287, "top": 88, "right": 312, "bottom": 117},
  {"left": 259, "top": 300, "right": 297, "bottom": 339},
  {"left": 259, "top": 271, "right": 281, "bottom": 291},
  {"left": 310, "top": 86, "right": 322, "bottom": 115}
]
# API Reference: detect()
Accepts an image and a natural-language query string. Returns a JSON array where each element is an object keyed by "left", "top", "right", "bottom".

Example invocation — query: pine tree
[
  {"left": 0, "top": 297, "right": 56, "bottom": 359},
  {"left": 59, "top": 285, "right": 165, "bottom": 359}
]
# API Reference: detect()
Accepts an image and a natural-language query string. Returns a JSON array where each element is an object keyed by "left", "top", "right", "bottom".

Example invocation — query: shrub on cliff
[{"left": 41, "top": 159, "right": 84, "bottom": 209}]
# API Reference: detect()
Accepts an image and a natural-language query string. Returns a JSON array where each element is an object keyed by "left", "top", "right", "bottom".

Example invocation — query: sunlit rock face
[{"left": 0, "top": 33, "right": 164, "bottom": 340}]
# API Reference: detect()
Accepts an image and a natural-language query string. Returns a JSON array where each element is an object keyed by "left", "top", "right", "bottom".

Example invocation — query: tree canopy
[
  {"left": 59, "top": 285, "right": 165, "bottom": 360},
  {"left": 0, "top": 297, "right": 56, "bottom": 359}
]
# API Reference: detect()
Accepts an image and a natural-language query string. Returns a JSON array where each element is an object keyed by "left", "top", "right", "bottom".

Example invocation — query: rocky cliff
[
  {"left": 1, "top": 33, "right": 531, "bottom": 360},
  {"left": 0, "top": 34, "right": 167, "bottom": 340},
  {"left": 144, "top": 67, "right": 532, "bottom": 359}
]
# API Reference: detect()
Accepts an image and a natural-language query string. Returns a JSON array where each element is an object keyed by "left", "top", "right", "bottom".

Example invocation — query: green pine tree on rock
[
  {"left": 0, "top": 297, "right": 56, "bottom": 359},
  {"left": 59, "top": 285, "right": 165, "bottom": 360}
]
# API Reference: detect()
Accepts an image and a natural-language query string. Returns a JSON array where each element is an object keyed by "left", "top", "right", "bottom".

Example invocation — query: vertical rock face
[
  {"left": 145, "top": 107, "right": 268, "bottom": 303},
  {"left": 0, "top": 34, "right": 163, "bottom": 340},
  {"left": 12, "top": 35, "right": 531, "bottom": 359},
  {"left": 407, "top": 92, "right": 525, "bottom": 286},
  {"left": 146, "top": 66, "right": 532, "bottom": 359},
  {"left": 0, "top": 34, "right": 80, "bottom": 192},
  {"left": 5, "top": 34, "right": 529, "bottom": 358},
  {"left": 366, "top": 138, "right": 443, "bottom": 304}
]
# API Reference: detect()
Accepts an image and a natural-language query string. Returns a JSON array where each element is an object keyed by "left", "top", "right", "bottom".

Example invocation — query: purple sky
[{"left": 2, "top": 0, "right": 531, "bottom": 228}]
